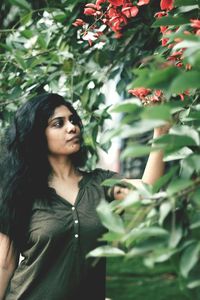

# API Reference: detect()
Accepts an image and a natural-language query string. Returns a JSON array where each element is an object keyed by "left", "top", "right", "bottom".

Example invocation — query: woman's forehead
[{"left": 49, "top": 105, "right": 73, "bottom": 119}]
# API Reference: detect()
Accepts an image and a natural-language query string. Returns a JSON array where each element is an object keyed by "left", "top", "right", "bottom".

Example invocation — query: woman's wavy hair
[{"left": 0, "top": 93, "right": 87, "bottom": 249}]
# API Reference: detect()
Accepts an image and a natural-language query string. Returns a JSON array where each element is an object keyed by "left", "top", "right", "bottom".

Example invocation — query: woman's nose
[{"left": 65, "top": 121, "right": 76, "bottom": 133}]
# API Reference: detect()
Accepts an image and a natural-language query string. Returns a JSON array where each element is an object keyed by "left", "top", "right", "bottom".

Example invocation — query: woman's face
[{"left": 45, "top": 105, "right": 81, "bottom": 157}]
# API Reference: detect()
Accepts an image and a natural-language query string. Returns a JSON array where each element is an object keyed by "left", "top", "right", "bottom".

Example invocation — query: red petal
[
  {"left": 160, "top": 0, "right": 174, "bottom": 11},
  {"left": 108, "top": 0, "right": 124, "bottom": 7},
  {"left": 137, "top": 0, "right": 150, "bottom": 6}
]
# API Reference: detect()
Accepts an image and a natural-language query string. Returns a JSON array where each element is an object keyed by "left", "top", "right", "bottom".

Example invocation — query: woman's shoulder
[{"left": 87, "top": 168, "right": 121, "bottom": 182}]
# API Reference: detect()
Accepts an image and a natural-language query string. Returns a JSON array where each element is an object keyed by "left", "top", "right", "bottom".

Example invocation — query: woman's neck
[{"left": 48, "top": 155, "right": 79, "bottom": 182}]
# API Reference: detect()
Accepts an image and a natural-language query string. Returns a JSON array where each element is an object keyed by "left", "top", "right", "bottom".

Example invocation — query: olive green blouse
[{"left": 5, "top": 168, "right": 121, "bottom": 300}]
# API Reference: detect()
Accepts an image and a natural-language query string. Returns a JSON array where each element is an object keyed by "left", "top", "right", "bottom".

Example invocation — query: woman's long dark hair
[{"left": 0, "top": 93, "right": 87, "bottom": 250}]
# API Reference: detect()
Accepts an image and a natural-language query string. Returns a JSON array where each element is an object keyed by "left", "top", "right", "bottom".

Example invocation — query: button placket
[{"left": 71, "top": 206, "right": 79, "bottom": 239}]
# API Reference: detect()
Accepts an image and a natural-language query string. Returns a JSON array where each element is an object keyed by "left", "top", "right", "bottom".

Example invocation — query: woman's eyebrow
[
  {"left": 48, "top": 116, "right": 62, "bottom": 124},
  {"left": 49, "top": 114, "right": 73, "bottom": 123}
]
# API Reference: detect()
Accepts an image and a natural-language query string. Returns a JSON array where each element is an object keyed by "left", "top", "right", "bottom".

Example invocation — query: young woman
[{"left": 0, "top": 93, "right": 168, "bottom": 300}]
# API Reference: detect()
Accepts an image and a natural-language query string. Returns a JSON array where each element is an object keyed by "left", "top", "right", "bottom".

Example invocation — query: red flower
[
  {"left": 122, "top": 6, "right": 139, "bottom": 18},
  {"left": 108, "top": 0, "right": 124, "bottom": 6},
  {"left": 190, "top": 19, "right": 200, "bottom": 29},
  {"left": 160, "top": 0, "right": 174, "bottom": 11},
  {"left": 85, "top": 3, "right": 99, "bottom": 9},
  {"left": 84, "top": 8, "right": 97, "bottom": 15},
  {"left": 88, "top": 39, "right": 93, "bottom": 46},
  {"left": 190, "top": 19, "right": 200, "bottom": 35},
  {"left": 160, "top": 25, "right": 168, "bottom": 33},
  {"left": 176, "top": 62, "right": 183, "bottom": 68},
  {"left": 108, "top": 7, "right": 118, "bottom": 18},
  {"left": 128, "top": 88, "right": 151, "bottom": 98},
  {"left": 115, "top": 31, "right": 123, "bottom": 38},
  {"left": 161, "top": 37, "right": 169, "bottom": 46},
  {"left": 154, "top": 90, "right": 162, "bottom": 97},
  {"left": 96, "top": 0, "right": 106, "bottom": 5},
  {"left": 154, "top": 11, "right": 167, "bottom": 18},
  {"left": 137, "top": 0, "right": 150, "bottom": 6},
  {"left": 72, "top": 18, "right": 85, "bottom": 27}
]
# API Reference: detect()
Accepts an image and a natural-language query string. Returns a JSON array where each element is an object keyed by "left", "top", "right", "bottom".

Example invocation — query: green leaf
[
  {"left": 181, "top": 154, "right": 200, "bottom": 178},
  {"left": 21, "top": 30, "right": 34, "bottom": 39},
  {"left": 154, "top": 134, "right": 198, "bottom": 149},
  {"left": 170, "top": 71, "right": 200, "bottom": 93},
  {"left": 123, "top": 227, "right": 168, "bottom": 247},
  {"left": 101, "top": 178, "right": 127, "bottom": 187},
  {"left": 126, "top": 245, "right": 153, "bottom": 258},
  {"left": 173, "top": 41, "right": 200, "bottom": 55},
  {"left": 121, "top": 145, "right": 160, "bottom": 159},
  {"left": 8, "top": 0, "right": 31, "bottom": 10},
  {"left": 99, "top": 231, "right": 124, "bottom": 242},
  {"left": 119, "top": 120, "right": 166, "bottom": 138},
  {"left": 167, "top": 179, "right": 192, "bottom": 196},
  {"left": 187, "top": 280, "right": 200, "bottom": 289},
  {"left": 62, "top": 59, "right": 74, "bottom": 73},
  {"left": 96, "top": 200, "right": 125, "bottom": 234},
  {"left": 192, "top": 189, "right": 200, "bottom": 206},
  {"left": 175, "top": 0, "right": 200, "bottom": 6},
  {"left": 171, "top": 125, "right": 200, "bottom": 146},
  {"left": 180, "top": 241, "right": 200, "bottom": 278},
  {"left": 37, "top": 35, "right": 47, "bottom": 49},
  {"left": 187, "top": 110, "right": 200, "bottom": 121},
  {"left": 53, "top": 14, "right": 67, "bottom": 23},
  {"left": 190, "top": 221, "right": 200, "bottom": 230},
  {"left": 169, "top": 222, "right": 183, "bottom": 248},
  {"left": 99, "top": 128, "right": 122, "bottom": 145},
  {"left": 164, "top": 147, "right": 193, "bottom": 162},
  {"left": 159, "top": 202, "right": 172, "bottom": 226},
  {"left": 141, "top": 104, "right": 171, "bottom": 121},
  {"left": 119, "top": 191, "right": 140, "bottom": 208},
  {"left": 144, "top": 248, "right": 176, "bottom": 268},
  {"left": 133, "top": 67, "right": 180, "bottom": 90},
  {"left": 111, "top": 99, "right": 141, "bottom": 113},
  {"left": 153, "top": 165, "right": 179, "bottom": 193},
  {"left": 15, "top": 54, "right": 27, "bottom": 70},
  {"left": 178, "top": 5, "right": 200, "bottom": 12},
  {"left": 152, "top": 16, "right": 189, "bottom": 27},
  {"left": 86, "top": 245, "right": 125, "bottom": 258}
]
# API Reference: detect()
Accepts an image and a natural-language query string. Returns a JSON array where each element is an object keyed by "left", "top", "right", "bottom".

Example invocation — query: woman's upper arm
[{"left": 0, "top": 233, "right": 19, "bottom": 272}]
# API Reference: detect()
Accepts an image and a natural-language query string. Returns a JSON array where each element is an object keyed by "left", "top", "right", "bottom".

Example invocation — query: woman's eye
[{"left": 52, "top": 120, "right": 63, "bottom": 128}]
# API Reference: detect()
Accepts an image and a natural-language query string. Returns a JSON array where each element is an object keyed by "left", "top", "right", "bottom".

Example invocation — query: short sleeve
[{"left": 93, "top": 168, "right": 123, "bottom": 202}]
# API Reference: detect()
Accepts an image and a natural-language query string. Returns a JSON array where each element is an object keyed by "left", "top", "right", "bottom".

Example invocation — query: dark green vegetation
[{"left": 107, "top": 258, "right": 196, "bottom": 300}]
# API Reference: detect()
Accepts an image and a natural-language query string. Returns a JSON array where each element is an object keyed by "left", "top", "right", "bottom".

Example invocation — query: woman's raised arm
[{"left": 113, "top": 125, "right": 170, "bottom": 200}]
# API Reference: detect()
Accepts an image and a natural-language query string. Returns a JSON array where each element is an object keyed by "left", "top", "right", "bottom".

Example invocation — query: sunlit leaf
[
  {"left": 96, "top": 200, "right": 125, "bottom": 234},
  {"left": 167, "top": 179, "right": 192, "bottom": 196},
  {"left": 180, "top": 241, "right": 200, "bottom": 278},
  {"left": 87, "top": 245, "right": 125, "bottom": 258}
]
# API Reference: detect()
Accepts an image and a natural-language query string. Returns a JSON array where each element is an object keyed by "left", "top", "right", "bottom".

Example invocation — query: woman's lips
[{"left": 66, "top": 135, "right": 80, "bottom": 143}]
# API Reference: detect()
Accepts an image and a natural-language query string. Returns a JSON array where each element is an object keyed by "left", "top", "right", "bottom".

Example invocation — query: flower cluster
[
  {"left": 128, "top": 88, "right": 164, "bottom": 104},
  {"left": 73, "top": 0, "right": 199, "bottom": 104},
  {"left": 128, "top": 0, "right": 199, "bottom": 103},
  {"left": 155, "top": 2, "right": 199, "bottom": 69},
  {"left": 73, "top": 0, "right": 150, "bottom": 42}
]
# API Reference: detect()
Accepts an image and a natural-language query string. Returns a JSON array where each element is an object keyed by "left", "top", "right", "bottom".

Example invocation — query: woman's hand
[
  {"left": 113, "top": 185, "right": 130, "bottom": 200},
  {"left": 153, "top": 122, "right": 171, "bottom": 138}
]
